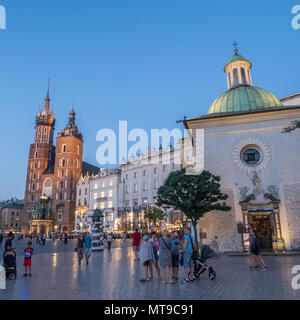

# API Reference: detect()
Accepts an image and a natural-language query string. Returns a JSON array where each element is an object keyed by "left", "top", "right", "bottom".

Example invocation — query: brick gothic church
[{"left": 22, "top": 88, "right": 99, "bottom": 234}]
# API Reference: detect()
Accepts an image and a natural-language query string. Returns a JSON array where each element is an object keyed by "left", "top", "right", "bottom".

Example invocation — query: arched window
[
  {"left": 233, "top": 68, "right": 239, "bottom": 87},
  {"left": 34, "top": 151, "right": 38, "bottom": 159},
  {"left": 228, "top": 72, "right": 232, "bottom": 87},
  {"left": 62, "top": 159, "right": 66, "bottom": 167},
  {"left": 32, "top": 183, "right": 36, "bottom": 191},
  {"left": 241, "top": 68, "right": 246, "bottom": 85},
  {"left": 77, "top": 145, "right": 80, "bottom": 155},
  {"left": 63, "top": 145, "right": 67, "bottom": 153}
]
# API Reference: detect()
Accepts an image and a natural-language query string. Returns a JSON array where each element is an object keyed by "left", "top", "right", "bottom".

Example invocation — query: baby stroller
[
  {"left": 3, "top": 251, "right": 17, "bottom": 280},
  {"left": 193, "top": 245, "right": 217, "bottom": 280}
]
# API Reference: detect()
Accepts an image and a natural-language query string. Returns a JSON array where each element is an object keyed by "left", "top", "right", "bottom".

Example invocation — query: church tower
[
  {"left": 22, "top": 86, "right": 56, "bottom": 233},
  {"left": 52, "top": 108, "right": 83, "bottom": 232}
]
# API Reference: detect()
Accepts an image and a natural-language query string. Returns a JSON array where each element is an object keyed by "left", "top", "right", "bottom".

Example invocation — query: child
[
  {"left": 139, "top": 235, "right": 155, "bottom": 282},
  {"left": 23, "top": 241, "right": 34, "bottom": 277}
]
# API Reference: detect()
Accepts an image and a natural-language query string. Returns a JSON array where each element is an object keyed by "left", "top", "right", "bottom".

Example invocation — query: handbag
[
  {"left": 180, "top": 254, "right": 184, "bottom": 266},
  {"left": 188, "top": 235, "right": 198, "bottom": 260}
]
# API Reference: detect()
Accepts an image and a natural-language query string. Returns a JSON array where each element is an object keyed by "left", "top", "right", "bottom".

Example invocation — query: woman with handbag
[
  {"left": 158, "top": 230, "right": 174, "bottom": 284},
  {"left": 182, "top": 228, "right": 196, "bottom": 283}
]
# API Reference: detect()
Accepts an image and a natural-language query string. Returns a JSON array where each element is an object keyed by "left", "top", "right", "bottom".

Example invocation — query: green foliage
[
  {"left": 156, "top": 169, "right": 231, "bottom": 225},
  {"left": 144, "top": 208, "right": 164, "bottom": 223},
  {"left": 282, "top": 120, "right": 300, "bottom": 133}
]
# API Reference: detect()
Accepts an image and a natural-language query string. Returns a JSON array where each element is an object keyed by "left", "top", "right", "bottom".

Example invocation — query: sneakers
[
  {"left": 140, "top": 278, "right": 150, "bottom": 282},
  {"left": 23, "top": 273, "right": 28, "bottom": 277},
  {"left": 261, "top": 266, "right": 268, "bottom": 271},
  {"left": 181, "top": 278, "right": 190, "bottom": 284},
  {"left": 246, "top": 266, "right": 252, "bottom": 271}
]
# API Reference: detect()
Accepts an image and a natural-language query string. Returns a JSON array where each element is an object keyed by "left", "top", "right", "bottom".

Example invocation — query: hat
[{"left": 143, "top": 235, "right": 149, "bottom": 240}]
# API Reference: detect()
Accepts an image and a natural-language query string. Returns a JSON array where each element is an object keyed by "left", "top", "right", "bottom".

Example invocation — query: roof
[
  {"left": 206, "top": 85, "right": 282, "bottom": 115},
  {"left": 224, "top": 53, "right": 252, "bottom": 70},
  {"left": 185, "top": 104, "right": 300, "bottom": 122},
  {"left": 82, "top": 161, "right": 100, "bottom": 176}
]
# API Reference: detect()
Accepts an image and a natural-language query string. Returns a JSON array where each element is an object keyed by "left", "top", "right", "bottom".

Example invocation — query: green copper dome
[{"left": 207, "top": 85, "right": 283, "bottom": 115}]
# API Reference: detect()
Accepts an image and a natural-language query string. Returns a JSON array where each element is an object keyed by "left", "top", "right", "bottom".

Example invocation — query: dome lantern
[{"left": 224, "top": 45, "right": 252, "bottom": 90}]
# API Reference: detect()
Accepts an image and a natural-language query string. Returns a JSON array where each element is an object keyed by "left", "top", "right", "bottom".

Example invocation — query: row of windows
[
  {"left": 77, "top": 198, "right": 88, "bottom": 206},
  {"left": 124, "top": 197, "right": 156, "bottom": 207},
  {"left": 58, "top": 158, "right": 80, "bottom": 168},
  {"left": 124, "top": 165, "right": 171, "bottom": 181},
  {"left": 125, "top": 180, "right": 161, "bottom": 194},
  {"left": 93, "top": 201, "right": 113, "bottom": 210},
  {"left": 93, "top": 190, "right": 113, "bottom": 199},
  {"left": 61, "top": 144, "right": 80, "bottom": 154},
  {"left": 78, "top": 188, "right": 88, "bottom": 196},
  {"left": 229, "top": 67, "right": 249, "bottom": 87},
  {"left": 94, "top": 180, "right": 113, "bottom": 190}
]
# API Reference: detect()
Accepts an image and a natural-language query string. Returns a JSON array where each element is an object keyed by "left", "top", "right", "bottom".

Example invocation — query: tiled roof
[{"left": 82, "top": 161, "right": 100, "bottom": 176}]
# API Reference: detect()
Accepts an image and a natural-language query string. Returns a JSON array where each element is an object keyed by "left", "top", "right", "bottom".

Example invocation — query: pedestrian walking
[
  {"left": 121, "top": 232, "right": 127, "bottom": 248},
  {"left": 149, "top": 232, "right": 160, "bottom": 278},
  {"left": 171, "top": 231, "right": 180, "bottom": 281},
  {"left": 106, "top": 233, "right": 112, "bottom": 250},
  {"left": 64, "top": 233, "right": 68, "bottom": 245},
  {"left": 246, "top": 225, "right": 267, "bottom": 271},
  {"left": 23, "top": 241, "right": 34, "bottom": 277},
  {"left": 132, "top": 228, "right": 141, "bottom": 260},
  {"left": 139, "top": 235, "right": 155, "bottom": 282},
  {"left": 158, "top": 230, "right": 174, "bottom": 284},
  {"left": 42, "top": 233, "right": 46, "bottom": 246},
  {"left": 76, "top": 234, "right": 84, "bottom": 267},
  {"left": 182, "top": 228, "right": 196, "bottom": 283},
  {"left": 84, "top": 233, "right": 93, "bottom": 265}
]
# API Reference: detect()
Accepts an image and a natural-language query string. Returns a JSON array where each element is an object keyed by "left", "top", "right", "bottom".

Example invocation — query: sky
[{"left": 0, "top": 0, "right": 299, "bottom": 200}]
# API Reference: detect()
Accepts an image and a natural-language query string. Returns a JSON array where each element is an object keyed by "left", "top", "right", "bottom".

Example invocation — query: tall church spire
[{"left": 44, "top": 81, "right": 50, "bottom": 115}]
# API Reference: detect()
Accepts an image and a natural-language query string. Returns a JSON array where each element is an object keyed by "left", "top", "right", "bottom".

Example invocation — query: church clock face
[{"left": 242, "top": 149, "right": 261, "bottom": 166}]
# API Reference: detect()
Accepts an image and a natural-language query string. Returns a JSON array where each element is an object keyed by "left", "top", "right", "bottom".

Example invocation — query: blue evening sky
[{"left": 0, "top": 0, "right": 299, "bottom": 200}]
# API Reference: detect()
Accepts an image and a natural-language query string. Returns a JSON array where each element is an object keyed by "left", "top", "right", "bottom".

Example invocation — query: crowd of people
[{"left": 130, "top": 227, "right": 197, "bottom": 284}]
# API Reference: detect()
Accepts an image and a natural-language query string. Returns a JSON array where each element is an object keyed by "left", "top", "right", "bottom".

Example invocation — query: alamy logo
[
  {"left": 292, "top": 5, "right": 300, "bottom": 30},
  {"left": 0, "top": 5, "right": 6, "bottom": 29},
  {"left": 291, "top": 265, "right": 300, "bottom": 290}
]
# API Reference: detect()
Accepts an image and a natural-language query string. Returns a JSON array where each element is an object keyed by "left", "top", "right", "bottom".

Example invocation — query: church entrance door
[{"left": 252, "top": 214, "right": 273, "bottom": 250}]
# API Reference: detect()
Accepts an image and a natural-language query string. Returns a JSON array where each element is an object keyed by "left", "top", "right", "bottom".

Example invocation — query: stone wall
[
  {"left": 199, "top": 190, "right": 239, "bottom": 252},
  {"left": 283, "top": 184, "right": 300, "bottom": 249}
]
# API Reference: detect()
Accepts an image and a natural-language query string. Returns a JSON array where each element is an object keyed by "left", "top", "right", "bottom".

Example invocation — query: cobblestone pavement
[{"left": 0, "top": 239, "right": 300, "bottom": 300}]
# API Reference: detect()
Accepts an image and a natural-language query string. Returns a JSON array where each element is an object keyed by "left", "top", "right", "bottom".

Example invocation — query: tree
[
  {"left": 282, "top": 120, "right": 300, "bottom": 133},
  {"left": 156, "top": 169, "right": 231, "bottom": 252},
  {"left": 144, "top": 207, "right": 165, "bottom": 230}
]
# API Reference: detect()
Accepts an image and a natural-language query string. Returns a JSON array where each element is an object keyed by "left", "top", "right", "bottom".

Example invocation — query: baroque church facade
[
  {"left": 22, "top": 88, "right": 99, "bottom": 234},
  {"left": 184, "top": 49, "right": 300, "bottom": 252}
]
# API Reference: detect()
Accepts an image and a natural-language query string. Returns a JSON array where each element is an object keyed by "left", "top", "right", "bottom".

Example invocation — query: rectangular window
[
  {"left": 163, "top": 165, "right": 167, "bottom": 171},
  {"left": 93, "top": 203, "right": 98, "bottom": 210},
  {"left": 143, "top": 182, "right": 148, "bottom": 191},
  {"left": 100, "top": 191, "right": 105, "bottom": 198},
  {"left": 109, "top": 180, "right": 113, "bottom": 186},
  {"left": 134, "top": 184, "right": 138, "bottom": 193},
  {"left": 108, "top": 190, "right": 113, "bottom": 197},
  {"left": 100, "top": 202, "right": 105, "bottom": 210},
  {"left": 125, "top": 186, "right": 129, "bottom": 194},
  {"left": 94, "top": 183, "right": 98, "bottom": 190},
  {"left": 154, "top": 180, "right": 158, "bottom": 189},
  {"left": 154, "top": 168, "right": 157, "bottom": 174},
  {"left": 108, "top": 201, "right": 113, "bottom": 209},
  {"left": 101, "top": 182, "right": 105, "bottom": 188},
  {"left": 93, "top": 193, "right": 98, "bottom": 200}
]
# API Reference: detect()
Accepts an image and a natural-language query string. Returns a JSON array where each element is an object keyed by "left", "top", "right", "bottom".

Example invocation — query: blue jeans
[{"left": 183, "top": 252, "right": 193, "bottom": 269}]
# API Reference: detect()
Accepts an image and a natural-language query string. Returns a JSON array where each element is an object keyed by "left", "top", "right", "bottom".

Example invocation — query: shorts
[
  {"left": 143, "top": 260, "right": 151, "bottom": 267},
  {"left": 24, "top": 259, "right": 32, "bottom": 267},
  {"left": 250, "top": 248, "right": 261, "bottom": 256},
  {"left": 172, "top": 254, "right": 179, "bottom": 268},
  {"left": 183, "top": 252, "right": 193, "bottom": 269},
  {"left": 85, "top": 248, "right": 91, "bottom": 255},
  {"left": 132, "top": 245, "right": 140, "bottom": 252}
]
